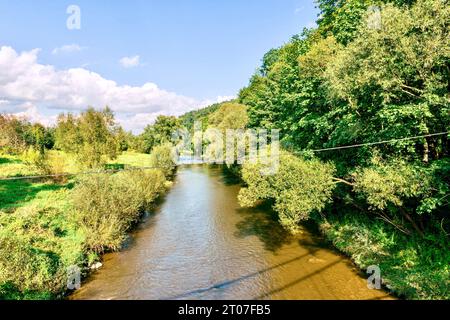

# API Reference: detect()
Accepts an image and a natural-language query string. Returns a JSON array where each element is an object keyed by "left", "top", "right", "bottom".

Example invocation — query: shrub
[
  {"left": 0, "top": 202, "right": 85, "bottom": 299},
  {"left": 72, "top": 169, "right": 166, "bottom": 252},
  {"left": 238, "top": 151, "right": 336, "bottom": 233},
  {"left": 0, "top": 232, "right": 64, "bottom": 298},
  {"left": 149, "top": 143, "right": 176, "bottom": 179},
  {"left": 21, "top": 147, "right": 48, "bottom": 174},
  {"left": 319, "top": 212, "right": 450, "bottom": 300}
]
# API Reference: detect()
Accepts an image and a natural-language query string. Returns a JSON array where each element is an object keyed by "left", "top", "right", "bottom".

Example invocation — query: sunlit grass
[{"left": 109, "top": 151, "right": 153, "bottom": 168}]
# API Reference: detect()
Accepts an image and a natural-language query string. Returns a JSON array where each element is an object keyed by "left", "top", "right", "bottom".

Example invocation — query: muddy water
[{"left": 71, "top": 165, "right": 392, "bottom": 300}]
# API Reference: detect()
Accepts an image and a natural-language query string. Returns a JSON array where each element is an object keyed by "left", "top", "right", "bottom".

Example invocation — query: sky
[{"left": 0, "top": 0, "right": 319, "bottom": 132}]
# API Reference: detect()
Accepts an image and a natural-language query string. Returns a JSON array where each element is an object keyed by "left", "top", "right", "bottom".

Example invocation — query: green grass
[
  {"left": 0, "top": 180, "right": 71, "bottom": 212},
  {"left": 109, "top": 151, "right": 153, "bottom": 168},
  {"left": 317, "top": 211, "right": 450, "bottom": 300},
  {"left": 0, "top": 154, "right": 39, "bottom": 178},
  {"left": 0, "top": 151, "right": 81, "bottom": 178}
]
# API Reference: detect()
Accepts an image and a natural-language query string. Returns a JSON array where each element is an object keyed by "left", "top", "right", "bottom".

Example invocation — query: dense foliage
[
  {"left": 238, "top": 0, "right": 449, "bottom": 232},
  {"left": 0, "top": 115, "right": 54, "bottom": 154},
  {"left": 140, "top": 116, "right": 181, "bottom": 154},
  {"left": 180, "top": 103, "right": 222, "bottom": 131},
  {"left": 239, "top": 152, "right": 336, "bottom": 232},
  {"left": 235, "top": 0, "right": 449, "bottom": 299},
  {"left": 55, "top": 107, "right": 120, "bottom": 168}
]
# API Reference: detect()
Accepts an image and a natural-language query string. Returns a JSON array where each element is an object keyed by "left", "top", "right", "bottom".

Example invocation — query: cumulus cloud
[
  {"left": 52, "top": 44, "right": 85, "bottom": 55},
  {"left": 0, "top": 46, "right": 231, "bottom": 133},
  {"left": 119, "top": 55, "right": 141, "bottom": 68}
]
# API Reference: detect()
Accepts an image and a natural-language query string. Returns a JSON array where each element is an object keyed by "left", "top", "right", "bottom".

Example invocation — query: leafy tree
[
  {"left": 316, "top": 0, "right": 418, "bottom": 45},
  {"left": 208, "top": 103, "right": 249, "bottom": 130},
  {"left": 237, "top": 0, "right": 449, "bottom": 236},
  {"left": 141, "top": 116, "right": 181, "bottom": 154},
  {"left": 239, "top": 151, "right": 336, "bottom": 233},
  {"left": 55, "top": 107, "right": 119, "bottom": 168},
  {"left": 0, "top": 115, "right": 54, "bottom": 155},
  {"left": 324, "top": 0, "right": 450, "bottom": 163},
  {"left": 0, "top": 115, "right": 27, "bottom": 153}
]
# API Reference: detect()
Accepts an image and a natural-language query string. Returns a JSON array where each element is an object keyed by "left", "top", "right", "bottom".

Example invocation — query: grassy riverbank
[
  {"left": 316, "top": 212, "right": 449, "bottom": 300},
  {"left": 0, "top": 151, "right": 173, "bottom": 299}
]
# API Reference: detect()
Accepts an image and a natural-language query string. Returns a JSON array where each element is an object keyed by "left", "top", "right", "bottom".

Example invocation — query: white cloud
[
  {"left": 14, "top": 103, "right": 57, "bottom": 126},
  {"left": 52, "top": 44, "right": 85, "bottom": 55},
  {"left": 295, "top": 6, "right": 304, "bottom": 14},
  {"left": 0, "top": 46, "right": 231, "bottom": 133},
  {"left": 119, "top": 55, "right": 141, "bottom": 68},
  {"left": 216, "top": 95, "right": 236, "bottom": 103},
  {"left": 198, "top": 95, "right": 236, "bottom": 109}
]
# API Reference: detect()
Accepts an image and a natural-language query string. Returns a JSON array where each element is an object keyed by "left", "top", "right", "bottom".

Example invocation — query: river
[{"left": 70, "top": 165, "right": 392, "bottom": 300}]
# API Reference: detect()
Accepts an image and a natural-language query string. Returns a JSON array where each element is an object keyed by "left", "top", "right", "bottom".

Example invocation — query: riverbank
[
  {"left": 0, "top": 151, "right": 173, "bottom": 299},
  {"left": 230, "top": 160, "right": 449, "bottom": 300},
  {"left": 316, "top": 212, "right": 449, "bottom": 300}
]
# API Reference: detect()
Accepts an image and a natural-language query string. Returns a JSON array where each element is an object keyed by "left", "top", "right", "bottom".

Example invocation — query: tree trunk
[
  {"left": 400, "top": 207, "right": 424, "bottom": 237},
  {"left": 423, "top": 137, "right": 429, "bottom": 163}
]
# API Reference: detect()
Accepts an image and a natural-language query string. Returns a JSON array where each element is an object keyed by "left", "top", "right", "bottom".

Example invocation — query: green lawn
[
  {"left": 0, "top": 154, "right": 39, "bottom": 178},
  {"left": 109, "top": 151, "right": 153, "bottom": 168}
]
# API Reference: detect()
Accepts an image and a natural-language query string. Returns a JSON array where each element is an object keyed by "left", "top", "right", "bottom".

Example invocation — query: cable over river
[{"left": 70, "top": 165, "right": 392, "bottom": 300}]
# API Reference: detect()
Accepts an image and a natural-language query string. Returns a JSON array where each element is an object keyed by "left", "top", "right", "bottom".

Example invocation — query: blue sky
[{"left": 0, "top": 0, "right": 319, "bottom": 132}]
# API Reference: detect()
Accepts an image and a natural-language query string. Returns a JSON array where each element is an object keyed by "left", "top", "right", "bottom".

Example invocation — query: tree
[
  {"left": 141, "top": 116, "right": 181, "bottom": 154},
  {"left": 208, "top": 102, "right": 249, "bottom": 130},
  {"left": 55, "top": 107, "right": 119, "bottom": 168},
  {"left": 324, "top": 0, "right": 450, "bottom": 163},
  {"left": 238, "top": 151, "right": 336, "bottom": 233},
  {"left": 236, "top": 0, "right": 449, "bottom": 235},
  {"left": 0, "top": 114, "right": 27, "bottom": 153}
]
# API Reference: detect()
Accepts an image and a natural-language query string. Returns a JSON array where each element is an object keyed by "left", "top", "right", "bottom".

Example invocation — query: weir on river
[{"left": 70, "top": 165, "right": 392, "bottom": 300}]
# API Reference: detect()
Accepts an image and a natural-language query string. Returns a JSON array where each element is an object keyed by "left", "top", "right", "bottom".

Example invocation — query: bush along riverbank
[
  {"left": 0, "top": 146, "right": 175, "bottom": 300},
  {"left": 236, "top": 151, "right": 449, "bottom": 300}
]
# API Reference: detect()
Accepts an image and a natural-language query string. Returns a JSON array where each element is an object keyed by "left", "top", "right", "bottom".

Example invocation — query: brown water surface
[{"left": 70, "top": 165, "right": 392, "bottom": 300}]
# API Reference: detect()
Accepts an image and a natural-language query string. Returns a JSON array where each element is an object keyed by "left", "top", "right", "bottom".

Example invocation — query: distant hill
[{"left": 179, "top": 103, "right": 222, "bottom": 131}]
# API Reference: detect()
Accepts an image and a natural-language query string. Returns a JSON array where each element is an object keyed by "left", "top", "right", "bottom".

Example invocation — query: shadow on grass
[
  {"left": 0, "top": 179, "right": 69, "bottom": 211},
  {"left": 0, "top": 157, "right": 21, "bottom": 165}
]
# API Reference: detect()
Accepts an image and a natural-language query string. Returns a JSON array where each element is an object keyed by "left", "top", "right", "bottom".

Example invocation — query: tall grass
[{"left": 317, "top": 211, "right": 450, "bottom": 300}]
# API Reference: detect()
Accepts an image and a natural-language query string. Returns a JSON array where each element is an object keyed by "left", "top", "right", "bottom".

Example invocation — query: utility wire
[
  {"left": 0, "top": 166, "right": 175, "bottom": 182},
  {"left": 292, "top": 131, "right": 449, "bottom": 154},
  {"left": 0, "top": 131, "right": 448, "bottom": 181}
]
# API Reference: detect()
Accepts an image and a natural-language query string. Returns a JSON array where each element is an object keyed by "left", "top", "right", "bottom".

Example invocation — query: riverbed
[{"left": 70, "top": 165, "right": 392, "bottom": 300}]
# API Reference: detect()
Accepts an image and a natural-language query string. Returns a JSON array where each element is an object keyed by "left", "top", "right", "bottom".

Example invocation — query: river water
[{"left": 70, "top": 165, "right": 392, "bottom": 300}]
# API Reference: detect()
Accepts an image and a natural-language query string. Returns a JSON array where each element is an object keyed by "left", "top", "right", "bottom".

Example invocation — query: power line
[
  {"left": 0, "top": 165, "right": 175, "bottom": 182},
  {"left": 292, "top": 131, "right": 449, "bottom": 154}
]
